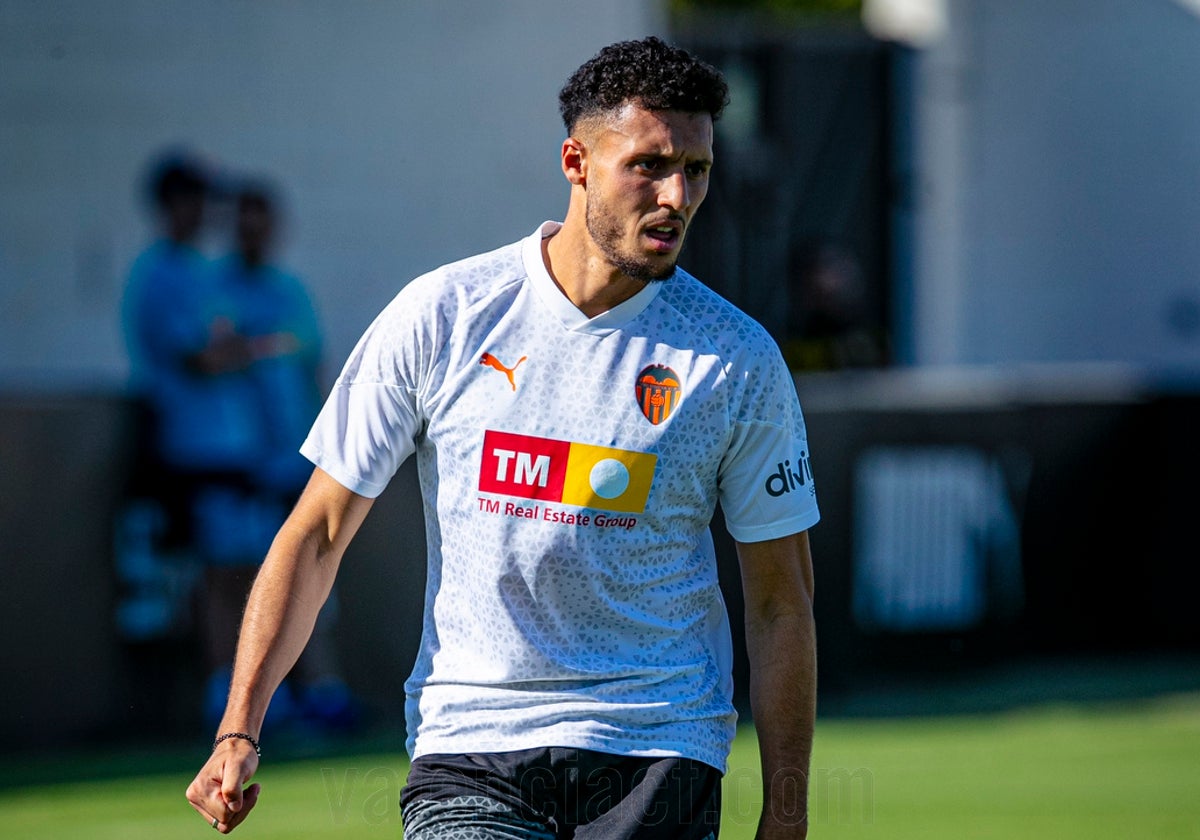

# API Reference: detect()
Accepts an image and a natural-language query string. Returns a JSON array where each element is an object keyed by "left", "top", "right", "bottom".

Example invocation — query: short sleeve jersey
[{"left": 302, "top": 222, "right": 819, "bottom": 771}]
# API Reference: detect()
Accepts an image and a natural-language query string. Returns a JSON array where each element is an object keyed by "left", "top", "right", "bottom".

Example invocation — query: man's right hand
[
  {"left": 185, "top": 740, "right": 261, "bottom": 834},
  {"left": 182, "top": 470, "right": 374, "bottom": 832}
]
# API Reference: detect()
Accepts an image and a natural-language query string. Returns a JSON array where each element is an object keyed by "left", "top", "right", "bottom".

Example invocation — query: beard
[{"left": 586, "top": 195, "right": 679, "bottom": 283}]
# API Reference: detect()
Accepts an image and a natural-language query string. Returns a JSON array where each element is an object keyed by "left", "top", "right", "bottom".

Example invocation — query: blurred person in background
[
  {"left": 119, "top": 152, "right": 220, "bottom": 637},
  {"left": 123, "top": 152, "right": 213, "bottom": 492},
  {"left": 123, "top": 163, "right": 356, "bottom": 734},
  {"left": 195, "top": 183, "right": 357, "bottom": 734}
]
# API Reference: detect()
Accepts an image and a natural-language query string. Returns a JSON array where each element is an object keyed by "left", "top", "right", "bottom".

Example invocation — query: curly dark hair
[{"left": 558, "top": 36, "right": 729, "bottom": 133}]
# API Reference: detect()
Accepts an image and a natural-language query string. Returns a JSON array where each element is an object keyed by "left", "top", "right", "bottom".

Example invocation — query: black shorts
[{"left": 400, "top": 747, "right": 722, "bottom": 839}]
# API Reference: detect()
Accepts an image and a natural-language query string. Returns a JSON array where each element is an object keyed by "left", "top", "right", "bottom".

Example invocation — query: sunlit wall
[{"left": 0, "top": 0, "right": 663, "bottom": 390}]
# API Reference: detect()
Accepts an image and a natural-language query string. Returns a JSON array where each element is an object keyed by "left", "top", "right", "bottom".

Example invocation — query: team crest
[{"left": 635, "top": 365, "right": 681, "bottom": 425}]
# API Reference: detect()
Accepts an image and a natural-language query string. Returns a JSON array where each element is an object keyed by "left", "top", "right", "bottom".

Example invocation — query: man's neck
[{"left": 542, "top": 218, "right": 647, "bottom": 319}]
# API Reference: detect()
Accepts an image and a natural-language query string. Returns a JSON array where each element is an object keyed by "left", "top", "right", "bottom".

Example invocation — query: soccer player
[{"left": 187, "top": 36, "right": 819, "bottom": 839}]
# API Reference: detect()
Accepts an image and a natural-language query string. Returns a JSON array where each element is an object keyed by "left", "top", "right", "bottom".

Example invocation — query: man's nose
[{"left": 658, "top": 171, "right": 688, "bottom": 211}]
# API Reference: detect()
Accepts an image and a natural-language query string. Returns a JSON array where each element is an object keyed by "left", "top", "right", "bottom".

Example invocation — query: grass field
[{"left": 2, "top": 693, "right": 1198, "bottom": 839}]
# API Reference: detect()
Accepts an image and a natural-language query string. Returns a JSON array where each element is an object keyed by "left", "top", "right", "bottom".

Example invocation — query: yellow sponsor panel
[{"left": 560, "top": 443, "right": 657, "bottom": 513}]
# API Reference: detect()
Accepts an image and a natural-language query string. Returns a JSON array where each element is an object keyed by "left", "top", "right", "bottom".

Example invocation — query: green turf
[
  {"left": 2, "top": 694, "right": 1198, "bottom": 838},
  {"left": 773, "top": 693, "right": 1200, "bottom": 839}
]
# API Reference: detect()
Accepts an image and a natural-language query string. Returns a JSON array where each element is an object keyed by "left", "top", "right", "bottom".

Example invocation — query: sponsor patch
[
  {"left": 763, "top": 452, "right": 815, "bottom": 497},
  {"left": 479, "top": 430, "right": 656, "bottom": 514}
]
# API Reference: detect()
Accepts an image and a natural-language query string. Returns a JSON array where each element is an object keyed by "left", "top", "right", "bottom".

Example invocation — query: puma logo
[{"left": 479, "top": 352, "right": 527, "bottom": 391}]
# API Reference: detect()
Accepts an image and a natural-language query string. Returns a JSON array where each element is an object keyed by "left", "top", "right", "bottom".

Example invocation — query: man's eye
[
  {"left": 686, "top": 164, "right": 709, "bottom": 178},
  {"left": 636, "top": 159, "right": 663, "bottom": 172}
]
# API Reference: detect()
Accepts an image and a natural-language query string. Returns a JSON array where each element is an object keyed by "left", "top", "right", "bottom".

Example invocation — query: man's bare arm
[
  {"left": 735, "top": 530, "right": 817, "bottom": 840},
  {"left": 185, "top": 468, "right": 374, "bottom": 833}
]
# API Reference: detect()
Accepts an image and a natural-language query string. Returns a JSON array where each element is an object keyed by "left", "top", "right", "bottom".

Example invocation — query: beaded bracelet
[{"left": 213, "top": 732, "right": 261, "bottom": 756}]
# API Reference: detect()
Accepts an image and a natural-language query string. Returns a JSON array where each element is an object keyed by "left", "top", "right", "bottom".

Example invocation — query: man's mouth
[{"left": 644, "top": 221, "right": 682, "bottom": 251}]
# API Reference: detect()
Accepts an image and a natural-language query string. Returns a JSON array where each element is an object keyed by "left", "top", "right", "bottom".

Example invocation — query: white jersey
[{"left": 302, "top": 222, "right": 819, "bottom": 771}]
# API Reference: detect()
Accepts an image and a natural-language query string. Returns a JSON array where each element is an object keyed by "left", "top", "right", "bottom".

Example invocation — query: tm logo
[
  {"left": 479, "top": 429, "right": 656, "bottom": 513},
  {"left": 764, "top": 453, "right": 814, "bottom": 497},
  {"left": 492, "top": 446, "right": 557, "bottom": 489}
]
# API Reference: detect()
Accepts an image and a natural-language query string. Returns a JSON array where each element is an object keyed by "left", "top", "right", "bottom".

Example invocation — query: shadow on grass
[
  {"left": 0, "top": 723, "right": 410, "bottom": 793},
  {"left": 4, "top": 650, "right": 1200, "bottom": 792}
]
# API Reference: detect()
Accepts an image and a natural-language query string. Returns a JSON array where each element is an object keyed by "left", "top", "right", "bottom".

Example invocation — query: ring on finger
[{"left": 211, "top": 816, "right": 220, "bottom": 829}]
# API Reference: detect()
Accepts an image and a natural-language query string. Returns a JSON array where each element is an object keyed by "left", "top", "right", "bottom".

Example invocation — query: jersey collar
[{"left": 523, "top": 221, "right": 664, "bottom": 333}]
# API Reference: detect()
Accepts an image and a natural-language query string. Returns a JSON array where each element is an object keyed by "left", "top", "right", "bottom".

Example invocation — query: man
[
  {"left": 187, "top": 36, "right": 819, "bottom": 839},
  {"left": 193, "top": 184, "right": 355, "bottom": 732},
  {"left": 123, "top": 152, "right": 214, "bottom": 483}
]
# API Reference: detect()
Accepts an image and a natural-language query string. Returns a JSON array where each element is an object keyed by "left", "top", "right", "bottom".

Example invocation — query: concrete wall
[
  {"left": 6, "top": 1, "right": 1200, "bottom": 381},
  {"left": 905, "top": 0, "right": 1200, "bottom": 372},
  {"left": 0, "top": 0, "right": 662, "bottom": 390},
  {"left": 0, "top": 395, "right": 131, "bottom": 744}
]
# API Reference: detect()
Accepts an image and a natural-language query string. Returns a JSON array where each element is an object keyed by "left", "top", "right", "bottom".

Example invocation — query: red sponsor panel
[{"left": 479, "top": 430, "right": 570, "bottom": 501}]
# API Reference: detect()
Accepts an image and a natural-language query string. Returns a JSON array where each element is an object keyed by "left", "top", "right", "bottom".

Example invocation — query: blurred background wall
[
  {"left": 901, "top": 0, "right": 1200, "bottom": 371},
  {"left": 0, "top": 0, "right": 664, "bottom": 387},
  {"left": 2, "top": 0, "right": 1199, "bottom": 749},
  {"left": 0, "top": 0, "right": 663, "bottom": 747}
]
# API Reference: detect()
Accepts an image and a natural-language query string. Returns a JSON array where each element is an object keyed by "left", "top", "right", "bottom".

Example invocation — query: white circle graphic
[{"left": 589, "top": 459, "right": 630, "bottom": 499}]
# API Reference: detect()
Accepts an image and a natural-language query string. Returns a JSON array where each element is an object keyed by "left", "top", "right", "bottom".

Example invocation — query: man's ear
[{"left": 561, "top": 137, "right": 587, "bottom": 187}]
